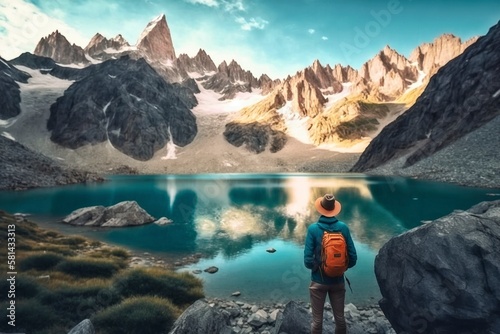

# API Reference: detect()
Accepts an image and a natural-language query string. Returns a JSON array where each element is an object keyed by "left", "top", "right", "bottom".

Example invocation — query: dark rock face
[
  {"left": 168, "top": 300, "right": 232, "bottom": 334},
  {"left": 351, "top": 21, "right": 500, "bottom": 172},
  {"left": 0, "top": 57, "right": 31, "bottom": 120},
  {"left": 10, "top": 52, "right": 56, "bottom": 70},
  {"left": 224, "top": 122, "right": 287, "bottom": 153},
  {"left": 0, "top": 136, "right": 103, "bottom": 191},
  {"left": 47, "top": 56, "right": 197, "bottom": 160},
  {"left": 201, "top": 60, "right": 260, "bottom": 100},
  {"left": 375, "top": 200, "right": 500, "bottom": 334},
  {"left": 34, "top": 30, "right": 89, "bottom": 65}
]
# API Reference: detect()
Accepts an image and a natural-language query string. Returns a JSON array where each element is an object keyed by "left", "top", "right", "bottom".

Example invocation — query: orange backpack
[{"left": 320, "top": 231, "right": 348, "bottom": 277}]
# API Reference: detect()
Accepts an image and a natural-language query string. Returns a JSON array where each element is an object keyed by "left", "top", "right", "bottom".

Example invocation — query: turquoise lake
[{"left": 1, "top": 173, "right": 498, "bottom": 306}]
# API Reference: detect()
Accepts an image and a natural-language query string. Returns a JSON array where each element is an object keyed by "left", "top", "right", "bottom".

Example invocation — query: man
[{"left": 304, "top": 194, "right": 357, "bottom": 334}]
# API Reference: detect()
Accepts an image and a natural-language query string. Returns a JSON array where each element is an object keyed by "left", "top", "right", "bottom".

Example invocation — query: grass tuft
[{"left": 92, "top": 296, "right": 180, "bottom": 334}]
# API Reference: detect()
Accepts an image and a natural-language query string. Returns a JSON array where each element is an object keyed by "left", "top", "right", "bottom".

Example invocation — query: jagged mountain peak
[
  {"left": 409, "top": 32, "right": 479, "bottom": 74},
  {"left": 136, "top": 13, "right": 176, "bottom": 63},
  {"left": 34, "top": 30, "right": 88, "bottom": 65},
  {"left": 112, "top": 34, "right": 129, "bottom": 45}
]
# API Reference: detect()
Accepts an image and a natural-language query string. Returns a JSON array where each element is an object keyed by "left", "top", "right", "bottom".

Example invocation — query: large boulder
[
  {"left": 67, "top": 319, "right": 95, "bottom": 334},
  {"left": 62, "top": 201, "right": 155, "bottom": 227},
  {"left": 375, "top": 200, "right": 500, "bottom": 334},
  {"left": 168, "top": 300, "right": 232, "bottom": 334},
  {"left": 273, "top": 300, "right": 365, "bottom": 334}
]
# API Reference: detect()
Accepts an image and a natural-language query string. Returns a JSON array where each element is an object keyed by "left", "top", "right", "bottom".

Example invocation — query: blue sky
[{"left": 1, "top": 0, "right": 499, "bottom": 78}]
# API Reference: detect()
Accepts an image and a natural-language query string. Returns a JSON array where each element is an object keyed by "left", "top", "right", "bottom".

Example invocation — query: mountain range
[{"left": 1, "top": 14, "right": 498, "bottom": 179}]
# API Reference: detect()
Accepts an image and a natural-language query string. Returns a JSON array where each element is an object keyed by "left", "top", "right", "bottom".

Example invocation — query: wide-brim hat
[{"left": 315, "top": 194, "right": 342, "bottom": 217}]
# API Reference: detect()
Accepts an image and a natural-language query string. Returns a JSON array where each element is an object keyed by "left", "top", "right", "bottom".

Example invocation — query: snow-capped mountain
[
  {"left": 84, "top": 33, "right": 131, "bottom": 59},
  {"left": 3, "top": 12, "right": 493, "bottom": 169}
]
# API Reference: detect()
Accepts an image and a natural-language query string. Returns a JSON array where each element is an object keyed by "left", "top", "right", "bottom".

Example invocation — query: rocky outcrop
[
  {"left": 62, "top": 201, "right": 155, "bottom": 227},
  {"left": 0, "top": 57, "right": 31, "bottom": 119},
  {"left": 410, "top": 33, "right": 479, "bottom": 76},
  {"left": 0, "top": 135, "right": 103, "bottom": 191},
  {"left": 175, "top": 49, "right": 217, "bottom": 75},
  {"left": 354, "top": 45, "right": 419, "bottom": 99},
  {"left": 136, "top": 14, "right": 176, "bottom": 63},
  {"left": 351, "top": 21, "right": 500, "bottom": 172},
  {"left": 375, "top": 200, "right": 500, "bottom": 334},
  {"left": 67, "top": 319, "right": 95, "bottom": 334},
  {"left": 47, "top": 56, "right": 198, "bottom": 161},
  {"left": 84, "top": 33, "right": 130, "bottom": 58},
  {"left": 169, "top": 299, "right": 387, "bottom": 334},
  {"left": 10, "top": 52, "right": 56, "bottom": 69},
  {"left": 168, "top": 300, "right": 232, "bottom": 334},
  {"left": 308, "top": 99, "right": 390, "bottom": 144},
  {"left": 34, "top": 30, "right": 89, "bottom": 65},
  {"left": 224, "top": 122, "right": 287, "bottom": 153},
  {"left": 201, "top": 60, "right": 260, "bottom": 100}
]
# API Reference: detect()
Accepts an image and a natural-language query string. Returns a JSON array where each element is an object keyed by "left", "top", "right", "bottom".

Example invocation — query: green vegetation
[
  {"left": 0, "top": 211, "right": 204, "bottom": 334},
  {"left": 92, "top": 296, "right": 180, "bottom": 334},
  {"left": 19, "top": 252, "right": 65, "bottom": 271}
]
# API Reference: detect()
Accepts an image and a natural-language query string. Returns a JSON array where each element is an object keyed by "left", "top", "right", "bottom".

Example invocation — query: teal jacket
[{"left": 304, "top": 216, "right": 357, "bottom": 284}]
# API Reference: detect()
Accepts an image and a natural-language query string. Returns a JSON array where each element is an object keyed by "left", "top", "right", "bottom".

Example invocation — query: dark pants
[{"left": 309, "top": 281, "right": 346, "bottom": 334}]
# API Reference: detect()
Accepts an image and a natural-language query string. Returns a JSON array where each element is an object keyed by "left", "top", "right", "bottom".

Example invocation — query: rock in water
[
  {"left": 62, "top": 201, "right": 155, "bottom": 227},
  {"left": 375, "top": 200, "right": 500, "bottom": 334},
  {"left": 204, "top": 266, "right": 219, "bottom": 274}
]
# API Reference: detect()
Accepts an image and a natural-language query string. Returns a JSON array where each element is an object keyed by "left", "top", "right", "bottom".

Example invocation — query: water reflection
[{"left": 0, "top": 174, "right": 496, "bottom": 304}]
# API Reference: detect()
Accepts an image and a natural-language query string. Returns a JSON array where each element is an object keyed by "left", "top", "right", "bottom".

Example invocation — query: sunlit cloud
[
  {"left": 322, "top": 36, "right": 328, "bottom": 40},
  {"left": 308, "top": 28, "right": 315, "bottom": 34},
  {"left": 0, "top": 0, "right": 89, "bottom": 60},
  {"left": 235, "top": 17, "right": 268, "bottom": 31}
]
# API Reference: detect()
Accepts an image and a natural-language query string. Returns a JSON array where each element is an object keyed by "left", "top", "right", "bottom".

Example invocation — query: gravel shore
[{"left": 367, "top": 115, "right": 500, "bottom": 189}]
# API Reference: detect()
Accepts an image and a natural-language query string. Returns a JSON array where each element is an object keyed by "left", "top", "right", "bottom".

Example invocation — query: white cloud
[
  {"left": 184, "top": 0, "right": 219, "bottom": 7},
  {"left": 0, "top": 0, "right": 89, "bottom": 60},
  {"left": 223, "top": 0, "right": 245, "bottom": 11},
  {"left": 322, "top": 36, "right": 328, "bottom": 40},
  {"left": 235, "top": 17, "right": 268, "bottom": 31},
  {"left": 308, "top": 28, "right": 315, "bottom": 34}
]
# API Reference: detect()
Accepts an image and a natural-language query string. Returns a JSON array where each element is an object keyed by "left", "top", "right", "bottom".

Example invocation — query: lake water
[{"left": 1, "top": 173, "right": 498, "bottom": 306}]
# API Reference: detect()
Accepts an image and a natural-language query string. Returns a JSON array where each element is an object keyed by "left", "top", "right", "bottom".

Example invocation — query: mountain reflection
[{"left": 156, "top": 175, "right": 409, "bottom": 255}]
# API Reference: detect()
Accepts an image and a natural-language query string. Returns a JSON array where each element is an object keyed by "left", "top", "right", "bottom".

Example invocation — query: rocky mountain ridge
[
  {"left": 34, "top": 30, "right": 89, "bottom": 65},
  {"left": 225, "top": 32, "right": 477, "bottom": 153},
  {"left": 351, "top": 20, "right": 500, "bottom": 172}
]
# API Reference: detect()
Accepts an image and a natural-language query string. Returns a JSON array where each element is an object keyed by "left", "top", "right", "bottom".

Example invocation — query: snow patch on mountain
[
  {"left": 192, "top": 83, "right": 266, "bottom": 115},
  {"left": 323, "top": 83, "right": 353, "bottom": 110},
  {"left": 277, "top": 101, "right": 312, "bottom": 145}
]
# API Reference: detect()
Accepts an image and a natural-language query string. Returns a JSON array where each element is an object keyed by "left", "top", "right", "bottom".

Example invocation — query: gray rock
[
  {"left": 67, "top": 319, "right": 95, "bottom": 334},
  {"left": 247, "top": 309, "right": 268, "bottom": 327},
  {"left": 154, "top": 217, "right": 173, "bottom": 225},
  {"left": 0, "top": 56, "right": 31, "bottom": 120},
  {"left": 204, "top": 266, "right": 219, "bottom": 274},
  {"left": 168, "top": 300, "right": 232, "bottom": 334},
  {"left": 62, "top": 201, "right": 155, "bottom": 227},
  {"left": 375, "top": 200, "right": 500, "bottom": 334},
  {"left": 0, "top": 135, "right": 103, "bottom": 191},
  {"left": 224, "top": 122, "right": 287, "bottom": 154}
]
